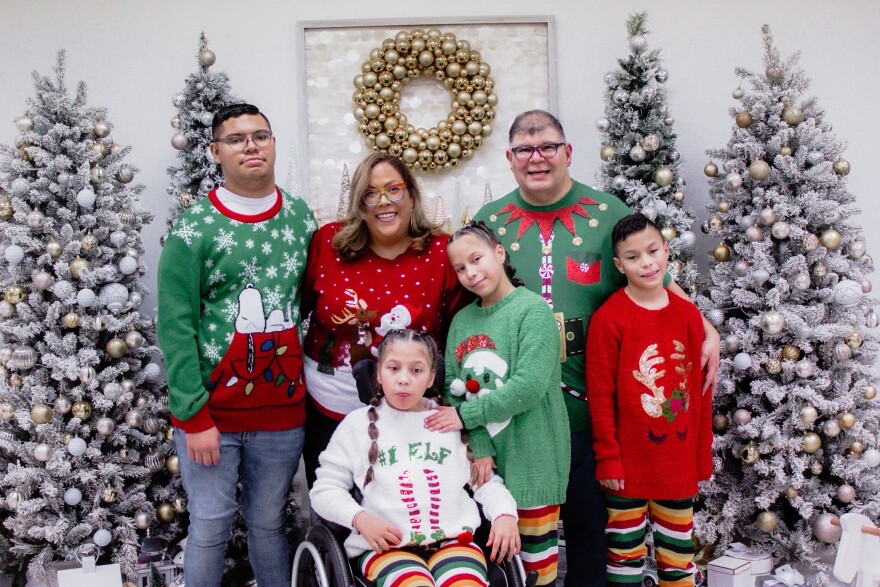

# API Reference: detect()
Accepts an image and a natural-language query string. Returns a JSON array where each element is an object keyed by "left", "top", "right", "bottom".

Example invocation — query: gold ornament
[
  {"left": 782, "top": 345, "right": 801, "bottom": 361},
  {"left": 712, "top": 243, "right": 731, "bottom": 262},
  {"left": 653, "top": 167, "right": 674, "bottom": 187},
  {"left": 833, "top": 159, "right": 851, "bottom": 176},
  {"left": 735, "top": 111, "right": 753, "bottom": 128},
  {"left": 105, "top": 338, "right": 128, "bottom": 359},
  {"left": 864, "top": 384, "right": 877, "bottom": 400},
  {"left": 62, "top": 312, "right": 80, "bottom": 329},
  {"left": 820, "top": 228, "right": 842, "bottom": 251},
  {"left": 61, "top": 433, "right": 71, "bottom": 445},
  {"left": 782, "top": 105, "right": 804, "bottom": 126},
  {"left": 785, "top": 486, "right": 799, "bottom": 499},
  {"left": 704, "top": 161, "right": 718, "bottom": 177},
  {"left": 101, "top": 485, "right": 117, "bottom": 503},
  {"left": 166, "top": 454, "right": 181, "bottom": 475},
  {"left": 600, "top": 145, "right": 616, "bottom": 161},
  {"left": 740, "top": 442, "right": 760, "bottom": 464},
  {"left": 8, "top": 374, "right": 22, "bottom": 388},
  {"left": 748, "top": 160, "right": 771, "bottom": 181},
  {"left": 0, "top": 402, "right": 14, "bottom": 421},
  {"left": 712, "top": 413, "right": 728, "bottom": 433},
  {"left": 810, "top": 461, "right": 823, "bottom": 475},
  {"left": 756, "top": 511, "right": 778, "bottom": 533},
  {"left": 173, "top": 497, "right": 187, "bottom": 513},
  {"left": 30, "top": 403, "right": 53, "bottom": 424},
  {"left": 660, "top": 226, "right": 677, "bottom": 242},
  {"left": 163, "top": 426, "right": 175, "bottom": 442},
  {"left": 45, "top": 240, "right": 63, "bottom": 258},
  {"left": 845, "top": 332, "right": 864, "bottom": 349},
  {"left": 156, "top": 502, "right": 176, "bottom": 522},
  {"left": 672, "top": 190, "right": 685, "bottom": 202},
  {"left": 839, "top": 412, "right": 856, "bottom": 429},
  {"left": 802, "top": 432, "right": 822, "bottom": 454},
  {"left": 764, "top": 358, "right": 782, "bottom": 374},
  {"left": 71, "top": 400, "right": 92, "bottom": 421},
  {"left": 5, "top": 284, "right": 26, "bottom": 305},
  {"left": 851, "top": 441, "right": 864, "bottom": 454},
  {"left": 781, "top": 145, "right": 792, "bottom": 156},
  {"left": 68, "top": 258, "right": 91, "bottom": 280}
]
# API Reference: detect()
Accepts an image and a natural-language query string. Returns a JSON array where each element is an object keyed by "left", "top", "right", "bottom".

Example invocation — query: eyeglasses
[
  {"left": 362, "top": 182, "right": 407, "bottom": 206},
  {"left": 509, "top": 142, "right": 566, "bottom": 161},
  {"left": 213, "top": 130, "right": 273, "bottom": 151}
]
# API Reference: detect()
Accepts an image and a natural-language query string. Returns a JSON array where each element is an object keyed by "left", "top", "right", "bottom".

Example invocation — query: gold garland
[{"left": 353, "top": 28, "right": 498, "bottom": 173}]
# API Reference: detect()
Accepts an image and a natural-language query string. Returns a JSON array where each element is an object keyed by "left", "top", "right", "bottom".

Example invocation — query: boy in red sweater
[{"left": 586, "top": 214, "right": 712, "bottom": 587}]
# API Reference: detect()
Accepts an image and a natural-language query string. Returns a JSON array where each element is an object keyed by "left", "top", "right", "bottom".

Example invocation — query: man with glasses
[
  {"left": 158, "top": 103, "right": 316, "bottom": 587},
  {"left": 474, "top": 110, "right": 719, "bottom": 587}
]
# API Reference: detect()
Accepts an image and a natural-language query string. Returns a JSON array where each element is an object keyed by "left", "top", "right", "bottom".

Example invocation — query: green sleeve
[
  {"left": 459, "top": 302, "right": 560, "bottom": 428},
  {"left": 445, "top": 319, "right": 495, "bottom": 458},
  {"left": 157, "top": 234, "right": 211, "bottom": 424}
]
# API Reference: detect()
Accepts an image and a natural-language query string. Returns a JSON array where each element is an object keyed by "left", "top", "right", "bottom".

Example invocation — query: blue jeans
[
  {"left": 174, "top": 427, "right": 304, "bottom": 587},
  {"left": 561, "top": 429, "right": 608, "bottom": 587}
]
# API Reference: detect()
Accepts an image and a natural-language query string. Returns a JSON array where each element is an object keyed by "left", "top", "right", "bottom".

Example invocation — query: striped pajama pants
[
  {"left": 605, "top": 495, "right": 696, "bottom": 587},
  {"left": 358, "top": 541, "right": 489, "bottom": 587},
  {"left": 518, "top": 505, "right": 561, "bottom": 586}
]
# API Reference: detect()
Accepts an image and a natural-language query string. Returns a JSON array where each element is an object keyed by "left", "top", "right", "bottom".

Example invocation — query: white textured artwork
[{"left": 301, "top": 20, "right": 554, "bottom": 228}]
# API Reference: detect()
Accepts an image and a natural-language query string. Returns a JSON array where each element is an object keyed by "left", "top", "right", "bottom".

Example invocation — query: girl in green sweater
[{"left": 425, "top": 221, "right": 570, "bottom": 586}]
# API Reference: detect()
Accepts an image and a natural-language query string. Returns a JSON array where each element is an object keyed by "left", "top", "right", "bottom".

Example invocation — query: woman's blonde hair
[{"left": 332, "top": 153, "right": 440, "bottom": 260}]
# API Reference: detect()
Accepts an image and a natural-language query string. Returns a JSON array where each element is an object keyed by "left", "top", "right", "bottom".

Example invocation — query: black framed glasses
[
  {"left": 362, "top": 182, "right": 407, "bottom": 207},
  {"left": 213, "top": 130, "right": 273, "bottom": 151},
  {"left": 509, "top": 142, "right": 566, "bottom": 161}
]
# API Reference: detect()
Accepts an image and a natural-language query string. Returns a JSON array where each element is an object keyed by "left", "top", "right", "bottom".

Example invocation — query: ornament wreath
[{"left": 352, "top": 28, "right": 498, "bottom": 173}]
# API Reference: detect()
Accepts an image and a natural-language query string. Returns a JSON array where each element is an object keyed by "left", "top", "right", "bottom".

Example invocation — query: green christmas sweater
[
  {"left": 157, "top": 187, "right": 316, "bottom": 433},
  {"left": 445, "top": 286, "right": 570, "bottom": 507},
  {"left": 473, "top": 181, "right": 670, "bottom": 433}
]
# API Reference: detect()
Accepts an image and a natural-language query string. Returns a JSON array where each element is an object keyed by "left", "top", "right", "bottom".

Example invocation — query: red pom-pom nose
[
  {"left": 457, "top": 530, "right": 474, "bottom": 544},
  {"left": 465, "top": 379, "right": 480, "bottom": 393}
]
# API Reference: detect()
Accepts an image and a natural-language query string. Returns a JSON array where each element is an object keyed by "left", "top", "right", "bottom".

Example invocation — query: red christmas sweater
[
  {"left": 301, "top": 222, "right": 468, "bottom": 419},
  {"left": 586, "top": 289, "right": 712, "bottom": 499}
]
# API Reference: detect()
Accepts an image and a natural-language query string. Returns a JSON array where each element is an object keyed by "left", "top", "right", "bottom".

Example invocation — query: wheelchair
[
  {"left": 291, "top": 515, "right": 536, "bottom": 587},
  {"left": 292, "top": 358, "right": 538, "bottom": 587}
]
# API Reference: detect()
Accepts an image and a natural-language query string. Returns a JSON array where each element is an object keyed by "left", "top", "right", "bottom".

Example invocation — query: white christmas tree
[
  {"left": 0, "top": 52, "right": 184, "bottom": 581},
  {"left": 695, "top": 26, "right": 880, "bottom": 582},
  {"left": 337, "top": 163, "right": 350, "bottom": 220},
  {"left": 595, "top": 12, "right": 699, "bottom": 292},
  {"left": 162, "top": 32, "right": 238, "bottom": 244}
]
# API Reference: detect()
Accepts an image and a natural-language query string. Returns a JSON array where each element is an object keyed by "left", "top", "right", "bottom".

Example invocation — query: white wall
[{"left": 1, "top": 0, "right": 879, "bottom": 313}]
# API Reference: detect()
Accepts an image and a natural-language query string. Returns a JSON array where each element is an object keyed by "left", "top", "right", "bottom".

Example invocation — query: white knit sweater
[{"left": 310, "top": 398, "right": 518, "bottom": 557}]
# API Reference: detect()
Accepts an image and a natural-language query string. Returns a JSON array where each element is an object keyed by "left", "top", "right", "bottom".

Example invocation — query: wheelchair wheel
[{"left": 292, "top": 524, "right": 355, "bottom": 587}]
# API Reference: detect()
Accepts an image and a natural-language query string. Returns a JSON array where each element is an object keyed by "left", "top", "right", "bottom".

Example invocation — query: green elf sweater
[
  {"left": 445, "top": 286, "right": 570, "bottom": 507},
  {"left": 157, "top": 187, "right": 316, "bottom": 433},
  {"left": 474, "top": 181, "right": 669, "bottom": 432}
]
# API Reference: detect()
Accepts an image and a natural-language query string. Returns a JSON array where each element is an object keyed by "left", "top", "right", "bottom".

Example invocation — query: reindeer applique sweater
[
  {"left": 310, "top": 398, "right": 518, "bottom": 558},
  {"left": 301, "top": 222, "right": 467, "bottom": 419},
  {"left": 158, "top": 188, "right": 316, "bottom": 433},
  {"left": 586, "top": 289, "right": 712, "bottom": 499}
]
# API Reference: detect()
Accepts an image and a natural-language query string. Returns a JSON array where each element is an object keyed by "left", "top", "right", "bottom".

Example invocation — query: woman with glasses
[{"left": 300, "top": 153, "right": 468, "bottom": 486}]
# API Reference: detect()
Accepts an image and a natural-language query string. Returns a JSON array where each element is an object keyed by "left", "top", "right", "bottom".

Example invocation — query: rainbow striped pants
[
  {"left": 605, "top": 495, "right": 696, "bottom": 587},
  {"left": 518, "top": 504, "right": 561, "bottom": 586},
  {"left": 358, "top": 541, "right": 488, "bottom": 587}
]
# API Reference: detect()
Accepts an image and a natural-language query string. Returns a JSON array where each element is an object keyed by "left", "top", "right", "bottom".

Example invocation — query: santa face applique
[
  {"left": 208, "top": 284, "right": 304, "bottom": 401},
  {"left": 634, "top": 341, "right": 692, "bottom": 444},
  {"left": 450, "top": 334, "right": 511, "bottom": 438}
]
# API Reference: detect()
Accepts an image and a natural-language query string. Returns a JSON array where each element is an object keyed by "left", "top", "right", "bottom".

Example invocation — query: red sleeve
[
  {"left": 691, "top": 305, "right": 713, "bottom": 480},
  {"left": 586, "top": 300, "right": 625, "bottom": 482},
  {"left": 300, "top": 223, "right": 336, "bottom": 321}
]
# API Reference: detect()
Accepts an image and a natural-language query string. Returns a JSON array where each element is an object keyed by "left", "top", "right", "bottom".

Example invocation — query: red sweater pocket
[{"left": 565, "top": 252, "right": 602, "bottom": 285}]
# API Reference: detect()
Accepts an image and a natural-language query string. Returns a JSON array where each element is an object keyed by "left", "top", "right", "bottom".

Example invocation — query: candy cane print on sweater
[{"left": 399, "top": 470, "right": 426, "bottom": 545}]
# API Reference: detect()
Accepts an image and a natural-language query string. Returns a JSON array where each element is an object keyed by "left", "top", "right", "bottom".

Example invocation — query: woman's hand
[
  {"left": 424, "top": 406, "right": 464, "bottom": 433},
  {"left": 353, "top": 511, "right": 403, "bottom": 553},
  {"left": 487, "top": 514, "right": 521, "bottom": 562}
]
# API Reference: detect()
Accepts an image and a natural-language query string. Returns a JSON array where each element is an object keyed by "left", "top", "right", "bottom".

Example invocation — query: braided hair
[
  {"left": 448, "top": 220, "right": 524, "bottom": 287},
  {"left": 364, "top": 329, "right": 478, "bottom": 487}
]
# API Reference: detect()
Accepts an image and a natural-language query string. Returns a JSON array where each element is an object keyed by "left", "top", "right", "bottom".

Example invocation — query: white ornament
[
  {"left": 833, "top": 280, "right": 863, "bottom": 308},
  {"left": 32, "top": 270, "right": 54, "bottom": 291},
  {"left": 76, "top": 187, "right": 96, "bottom": 209},
  {"left": 118, "top": 256, "right": 138, "bottom": 275},
  {"left": 793, "top": 272, "right": 811, "bottom": 291},
  {"left": 76, "top": 288, "right": 97, "bottom": 308},
  {"left": 795, "top": 359, "right": 814, "bottom": 378},
  {"left": 103, "top": 382, "right": 122, "bottom": 401},
  {"left": 863, "top": 448, "right": 880, "bottom": 467},
  {"left": 63, "top": 487, "right": 82, "bottom": 505},
  {"left": 760, "top": 311, "right": 786, "bottom": 335},
  {"left": 33, "top": 443, "right": 52, "bottom": 462},
  {"left": 11, "top": 177, "right": 29, "bottom": 197},
  {"left": 733, "top": 353, "right": 752, "bottom": 370},
  {"left": 99, "top": 283, "right": 129, "bottom": 311},
  {"left": 67, "top": 437, "right": 87, "bottom": 457},
  {"left": 629, "top": 34, "right": 647, "bottom": 53},
  {"left": 129, "top": 291, "right": 143, "bottom": 307},
  {"left": 771, "top": 222, "right": 791, "bottom": 239},
  {"left": 4, "top": 245, "right": 24, "bottom": 265},
  {"left": 144, "top": 363, "right": 161, "bottom": 381},
  {"left": 724, "top": 173, "right": 743, "bottom": 190},
  {"left": 678, "top": 231, "right": 696, "bottom": 250},
  {"left": 110, "top": 230, "right": 127, "bottom": 247},
  {"left": 93, "top": 529, "right": 112, "bottom": 547},
  {"left": 641, "top": 206, "right": 657, "bottom": 222},
  {"left": 53, "top": 280, "right": 76, "bottom": 300},
  {"left": 96, "top": 417, "right": 115, "bottom": 435},
  {"left": 752, "top": 270, "right": 770, "bottom": 286}
]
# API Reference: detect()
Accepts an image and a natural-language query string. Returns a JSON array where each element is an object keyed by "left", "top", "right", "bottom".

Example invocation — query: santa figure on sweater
[{"left": 370, "top": 303, "right": 419, "bottom": 356}]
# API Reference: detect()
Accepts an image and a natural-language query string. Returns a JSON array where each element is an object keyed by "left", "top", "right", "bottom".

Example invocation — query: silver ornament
[
  {"left": 629, "top": 145, "right": 646, "bottom": 162},
  {"left": 4, "top": 245, "right": 24, "bottom": 265},
  {"left": 733, "top": 409, "right": 752, "bottom": 425},
  {"left": 90, "top": 166, "right": 105, "bottom": 184},
  {"left": 32, "top": 271, "right": 54, "bottom": 291},
  {"left": 733, "top": 88, "right": 744, "bottom": 99},
  {"left": 612, "top": 88, "right": 629, "bottom": 105},
  {"left": 758, "top": 207, "right": 777, "bottom": 226},
  {"left": 33, "top": 443, "right": 52, "bottom": 462},
  {"left": 144, "top": 363, "right": 161, "bottom": 381},
  {"left": 79, "top": 366, "right": 96, "bottom": 384},
  {"left": 143, "top": 417, "right": 161, "bottom": 434},
  {"left": 678, "top": 231, "right": 696, "bottom": 250},
  {"left": 67, "top": 437, "right": 87, "bottom": 457},
  {"left": 792, "top": 272, "right": 811, "bottom": 291},
  {"left": 54, "top": 397, "right": 72, "bottom": 414},
  {"left": 833, "top": 342, "right": 852, "bottom": 362},
  {"left": 612, "top": 175, "right": 628, "bottom": 191},
  {"left": 110, "top": 230, "right": 127, "bottom": 247},
  {"left": 837, "top": 484, "right": 856, "bottom": 504},
  {"left": 171, "top": 132, "right": 189, "bottom": 150},
  {"left": 134, "top": 511, "right": 152, "bottom": 530},
  {"left": 746, "top": 226, "right": 764, "bottom": 242},
  {"left": 99, "top": 283, "right": 129, "bottom": 311},
  {"left": 724, "top": 172, "right": 743, "bottom": 190},
  {"left": 124, "top": 331, "right": 144, "bottom": 349},
  {"left": 198, "top": 48, "right": 216, "bottom": 67},
  {"left": 724, "top": 334, "right": 740, "bottom": 353},
  {"left": 629, "top": 34, "right": 647, "bottom": 53},
  {"left": 738, "top": 215, "right": 757, "bottom": 229},
  {"left": 642, "top": 134, "right": 660, "bottom": 152},
  {"left": 752, "top": 270, "right": 770, "bottom": 286},
  {"left": 145, "top": 451, "right": 165, "bottom": 473},
  {"left": 866, "top": 311, "right": 878, "bottom": 329},
  {"left": 771, "top": 222, "right": 791, "bottom": 239},
  {"left": 733, "top": 353, "right": 752, "bottom": 370},
  {"left": 10, "top": 346, "right": 36, "bottom": 370},
  {"left": 125, "top": 409, "right": 143, "bottom": 428},
  {"left": 116, "top": 166, "right": 135, "bottom": 184},
  {"left": 795, "top": 359, "right": 814, "bottom": 378},
  {"left": 0, "top": 302, "right": 14, "bottom": 319},
  {"left": 822, "top": 420, "right": 841, "bottom": 437},
  {"left": 96, "top": 417, "right": 115, "bottom": 435},
  {"left": 6, "top": 490, "right": 23, "bottom": 509},
  {"left": 849, "top": 241, "right": 867, "bottom": 260},
  {"left": 733, "top": 260, "right": 750, "bottom": 277},
  {"left": 11, "top": 177, "right": 29, "bottom": 197},
  {"left": 664, "top": 117, "right": 675, "bottom": 126},
  {"left": 172, "top": 92, "right": 186, "bottom": 108},
  {"left": 707, "top": 309, "right": 725, "bottom": 327},
  {"left": 129, "top": 291, "right": 143, "bottom": 307},
  {"left": 596, "top": 117, "right": 610, "bottom": 132},
  {"left": 103, "top": 382, "right": 122, "bottom": 401},
  {"left": 641, "top": 86, "right": 656, "bottom": 101},
  {"left": 799, "top": 405, "right": 818, "bottom": 424},
  {"left": 833, "top": 280, "right": 863, "bottom": 308},
  {"left": 26, "top": 210, "right": 45, "bottom": 230},
  {"left": 92, "top": 120, "right": 111, "bottom": 138},
  {"left": 118, "top": 256, "right": 138, "bottom": 275},
  {"left": 15, "top": 114, "right": 34, "bottom": 132},
  {"left": 63, "top": 487, "right": 82, "bottom": 506},
  {"left": 655, "top": 68, "right": 668, "bottom": 83},
  {"left": 200, "top": 111, "right": 215, "bottom": 127}
]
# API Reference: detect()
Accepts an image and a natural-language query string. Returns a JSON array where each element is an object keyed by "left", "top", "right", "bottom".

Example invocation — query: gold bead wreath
[{"left": 353, "top": 28, "right": 498, "bottom": 173}]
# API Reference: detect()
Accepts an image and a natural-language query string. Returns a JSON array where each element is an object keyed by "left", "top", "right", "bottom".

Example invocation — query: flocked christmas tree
[
  {"left": 0, "top": 52, "right": 184, "bottom": 580},
  {"left": 695, "top": 26, "right": 880, "bottom": 581},
  {"left": 595, "top": 12, "right": 699, "bottom": 292},
  {"left": 163, "top": 33, "right": 237, "bottom": 244}
]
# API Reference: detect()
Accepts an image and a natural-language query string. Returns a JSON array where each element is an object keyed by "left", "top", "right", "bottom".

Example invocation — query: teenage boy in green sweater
[{"left": 157, "top": 103, "right": 316, "bottom": 587}]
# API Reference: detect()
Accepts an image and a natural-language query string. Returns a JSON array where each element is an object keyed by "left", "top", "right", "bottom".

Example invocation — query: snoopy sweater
[
  {"left": 586, "top": 289, "right": 712, "bottom": 499},
  {"left": 157, "top": 188, "right": 316, "bottom": 433},
  {"left": 310, "top": 398, "right": 518, "bottom": 558},
  {"left": 444, "top": 287, "right": 570, "bottom": 508}
]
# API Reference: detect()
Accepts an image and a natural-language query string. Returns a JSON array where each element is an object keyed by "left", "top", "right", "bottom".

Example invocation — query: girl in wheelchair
[{"left": 310, "top": 329, "right": 521, "bottom": 587}]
